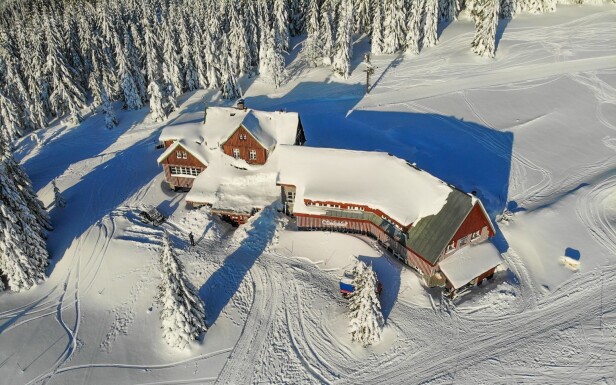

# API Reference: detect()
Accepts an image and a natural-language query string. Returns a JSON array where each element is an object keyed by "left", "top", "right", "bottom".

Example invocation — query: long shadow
[
  {"left": 45, "top": 130, "right": 161, "bottom": 275},
  {"left": 357, "top": 255, "right": 401, "bottom": 322},
  {"left": 19, "top": 104, "right": 151, "bottom": 191},
  {"left": 200, "top": 207, "right": 278, "bottom": 327},
  {"left": 246, "top": 81, "right": 513, "bottom": 217},
  {"left": 495, "top": 17, "right": 511, "bottom": 54}
]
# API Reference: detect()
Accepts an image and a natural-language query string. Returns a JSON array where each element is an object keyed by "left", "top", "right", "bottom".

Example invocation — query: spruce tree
[
  {"left": 158, "top": 231, "right": 207, "bottom": 349},
  {"left": 148, "top": 80, "right": 167, "bottom": 122},
  {"left": 303, "top": 0, "right": 322, "bottom": 67},
  {"left": 115, "top": 35, "right": 143, "bottom": 110},
  {"left": 383, "top": 0, "right": 406, "bottom": 54},
  {"left": 406, "top": 0, "right": 422, "bottom": 54},
  {"left": 348, "top": 261, "right": 384, "bottom": 346},
  {"left": 101, "top": 87, "right": 118, "bottom": 129},
  {"left": 320, "top": 0, "right": 335, "bottom": 66},
  {"left": 355, "top": 0, "right": 373, "bottom": 34},
  {"left": 0, "top": 139, "right": 50, "bottom": 292},
  {"left": 371, "top": 1, "right": 385, "bottom": 55},
  {"left": 332, "top": 0, "right": 354, "bottom": 79},
  {"left": 471, "top": 0, "right": 500, "bottom": 58},
  {"left": 423, "top": 0, "right": 440, "bottom": 48},
  {"left": 45, "top": 19, "right": 87, "bottom": 124},
  {"left": 273, "top": 0, "right": 290, "bottom": 51},
  {"left": 229, "top": 3, "right": 251, "bottom": 76}
]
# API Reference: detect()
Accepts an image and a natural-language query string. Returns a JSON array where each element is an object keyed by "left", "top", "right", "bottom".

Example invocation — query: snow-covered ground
[{"left": 2, "top": 6, "right": 616, "bottom": 384}]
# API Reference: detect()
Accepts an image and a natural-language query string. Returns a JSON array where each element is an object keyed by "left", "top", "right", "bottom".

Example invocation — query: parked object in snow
[
  {"left": 340, "top": 269, "right": 382, "bottom": 297},
  {"left": 138, "top": 206, "right": 165, "bottom": 226}
]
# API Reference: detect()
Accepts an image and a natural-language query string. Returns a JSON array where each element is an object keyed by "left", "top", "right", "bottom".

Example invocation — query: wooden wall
[{"left": 222, "top": 126, "right": 268, "bottom": 165}]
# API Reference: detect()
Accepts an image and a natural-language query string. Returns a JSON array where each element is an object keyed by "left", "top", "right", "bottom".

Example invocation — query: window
[
  {"left": 446, "top": 242, "right": 455, "bottom": 253},
  {"left": 249, "top": 150, "right": 257, "bottom": 160},
  {"left": 233, "top": 148, "right": 240, "bottom": 158},
  {"left": 286, "top": 191, "right": 295, "bottom": 203},
  {"left": 239, "top": 134, "right": 247, "bottom": 140},
  {"left": 458, "top": 236, "right": 469, "bottom": 248},
  {"left": 471, "top": 230, "right": 481, "bottom": 241},
  {"left": 169, "top": 166, "right": 201, "bottom": 177},
  {"left": 175, "top": 151, "right": 187, "bottom": 159}
]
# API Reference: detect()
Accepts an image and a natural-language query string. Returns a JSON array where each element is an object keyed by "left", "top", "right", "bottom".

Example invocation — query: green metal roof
[{"left": 405, "top": 190, "right": 474, "bottom": 264}]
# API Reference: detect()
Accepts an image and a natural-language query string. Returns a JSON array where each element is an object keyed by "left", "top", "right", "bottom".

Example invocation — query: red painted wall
[{"left": 222, "top": 126, "right": 268, "bottom": 165}]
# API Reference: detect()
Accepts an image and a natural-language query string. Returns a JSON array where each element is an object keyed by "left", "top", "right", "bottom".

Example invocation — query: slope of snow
[{"left": 1, "top": 6, "right": 615, "bottom": 385}]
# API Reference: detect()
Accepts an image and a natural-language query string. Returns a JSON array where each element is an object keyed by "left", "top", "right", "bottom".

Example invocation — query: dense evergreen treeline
[{"left": 0, "top": 0, "right": 574, "bottom": 143}]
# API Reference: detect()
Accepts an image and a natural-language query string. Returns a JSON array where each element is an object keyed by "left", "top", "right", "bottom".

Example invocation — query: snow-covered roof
[
  {"left": 275, "top": 146, "right": 454, "bottom": 227},
  {"left": 157, "top": 140, "right": 210, "bottom": 166},
  {"left": 159, "top": 107, "right": 300, "bottom": 153},
  {"left": 438, "top": 242, "right": 502, "bottom": 290},
  {"left": 185, "top": 152, "right": 280, "bottom": 212}
]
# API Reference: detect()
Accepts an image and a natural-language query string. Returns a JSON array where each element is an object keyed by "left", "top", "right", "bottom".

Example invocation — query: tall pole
[{"left": 363, "top": 53, "right": 375, "bottom": 94}]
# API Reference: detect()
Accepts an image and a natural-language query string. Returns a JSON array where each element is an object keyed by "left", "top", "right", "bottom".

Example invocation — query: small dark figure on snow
[{"left": 189, "top": 232, "right": 195, "bottom": 246}]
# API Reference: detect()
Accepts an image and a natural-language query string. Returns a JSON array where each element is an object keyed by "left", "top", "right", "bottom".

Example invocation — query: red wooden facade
[
  {"left": 222, "top": 126, "right": 268, "bottom": 165},
  {"left": 293, "top": 198, "right": 496, "bottom": 286},
  {"left": 159, "top": 143, "right": 206, "bottom": 189}
]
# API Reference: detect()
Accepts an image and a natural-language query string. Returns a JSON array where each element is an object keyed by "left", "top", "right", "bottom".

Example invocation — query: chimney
[{"left": 237, "top": 99, "right": 245, "bottom": 110}]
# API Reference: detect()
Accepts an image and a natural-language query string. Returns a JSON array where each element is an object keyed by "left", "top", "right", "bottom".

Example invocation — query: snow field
[{"left": 1, "top": 6, "right": 615, "bottom": 384}]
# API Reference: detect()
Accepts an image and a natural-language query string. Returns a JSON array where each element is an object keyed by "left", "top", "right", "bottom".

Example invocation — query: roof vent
[{"left": 237, "top": 99, "right": 245, "bottom": 110}]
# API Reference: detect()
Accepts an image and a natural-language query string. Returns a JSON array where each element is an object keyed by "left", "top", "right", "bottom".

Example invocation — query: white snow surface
[
  {"left": 439, "top": 241, "right": 503, "bottom": 289},
  {"left": 1, "top": 7, "right": 616, "bottom": 385},
  {"left": 276, "top": 145, "right": 453, "bottom": 225},
  {"left": 159, "top": 107, "right": 299, "bottom": 154}
]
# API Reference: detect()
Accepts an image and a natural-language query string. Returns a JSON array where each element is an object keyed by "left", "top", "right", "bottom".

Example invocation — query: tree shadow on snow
[
  {"left": 357, "top": 255, "right": 401, "bottom": 322},
  {"left": 199, "top": 207, "right": 278, "bottom": 327},
  {"left": 245, "top": 81, "right": 513, "bottom": 217},
  {"left": 45, "top": 130, "right": 161, "bottom": 276},
  {"left": 20, "top": 105, "right": 152, "bottom": 192},
  {"left": 495, "top": 17, "right": 511, "bottom": 54}
]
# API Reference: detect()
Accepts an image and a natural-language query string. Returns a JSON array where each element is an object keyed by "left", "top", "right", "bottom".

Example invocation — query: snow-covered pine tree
[
  {"left": 245, "top": 0, "right": 260, "bottom": 69},
  {"left": 220, "top": 36, "right": 243, "bottom": 100},
  {"left": 161, "top": 23, "right": 182, "bottom": 106},
  {"left": 423, "top": 0, "right": 439, "bottom": 48},
  {"left": 273, "top": 0, "right": 291, "bottom": 51},
  {"left": 124, "top": 26, "right": 148, "bottom": 102},
  {"left": 115, "top": 35, "right": 143, "bottom": 110},
  {"left": 544, "top": 0, "right": 557, "bottom": 12},
  {"left": 320, "top": 0, "right": 335, "bottom": 66},
  {"left": 406, "top": 0, "right": 422, "bottom": 54},
  {"left": 0, "top": 139, "right": 50, "bottom": 292},
  {"left": 471, "top": 0, "right": 500, "bottom": 58},
  {"left": 521, "top": 0, "right": 545, "bottom": 14},
  {"left": 0, "top": 90, "right": 23, "bottom": 143},
  {"left": 355, "top": 0, "right": 373, "bottom": 34},
  {"left": 52, "top": 179, "right": 66, "bottom": 208},
  {"left": 383, "top": 0, "right": 406, "bottom": 54},
  {"left": 371, "top": 1, "right": 385, "bottom": 55},
  {"left": 348, "top": 261, "right": 384, "bottom": 346},
  {"left": 178, "top": 16, "right": 199, "bottom": 91},
  {"left": 333, "top": 0, "right": 354, "bottom": 79},
  {"left": 229, "top": 2, "right": 251, "bottom": 76},
  {"left": 440, "top": 0, "right": 461, "bottom": 21},
  {"left": 101, "top": 87, "right": 118, "bottom": 129},
  {"left": 45, "top": 18, "right": 87, "bottom": 124},
  {"left": 500, "top": 0, "right": 516, "bottom": 18},
  {"left": 302, "top": 0, "right": 322, "bottom": 67},
  {"left": 148, "top": 80, "right": 167, "bottom": 122},
  {"left": 289, "top": 0, "right": 306, "bottom": 36},
  {"left": 259, "top": 23, "right": 286, "bottom": 88},
  {"left": 158, "top": 231, "right": 207, "bottom": 349}
]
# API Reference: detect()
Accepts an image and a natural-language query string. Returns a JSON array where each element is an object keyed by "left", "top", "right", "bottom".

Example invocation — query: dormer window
[{"left": 446, "top": 242, "right": 455, "bottom": 254}]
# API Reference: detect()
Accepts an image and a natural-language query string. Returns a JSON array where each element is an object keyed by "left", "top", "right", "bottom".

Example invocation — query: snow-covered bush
[
  {"left": 158, "top": 231, "right": 207, "bottom": 349},
  {"left": 147, "top": 81, "right": 167, "bottom": 123},
  {"left": 348, "top": 261, "right": 384, "bottom": 346},
  {"left": 101, "top": 88, "right": 118, "bottom": 129}
]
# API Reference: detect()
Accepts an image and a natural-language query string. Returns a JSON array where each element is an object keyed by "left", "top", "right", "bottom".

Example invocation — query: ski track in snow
[{"left": 576, "top": 175, "right": 616, "bottom": 257}]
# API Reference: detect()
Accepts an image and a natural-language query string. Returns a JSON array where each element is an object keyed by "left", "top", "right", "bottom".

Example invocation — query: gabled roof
[
  {"left": 156, "top": 140, "right": 209, "bottom": 167},
  {"left": 439, "top": 242, "right": 502, "bottom": 289},
  {"left": 160, "top": 107, "right": 300, "bottom": 154},
  {"left": 406, "top": 190, "right": 475, "bottom": 264}
]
